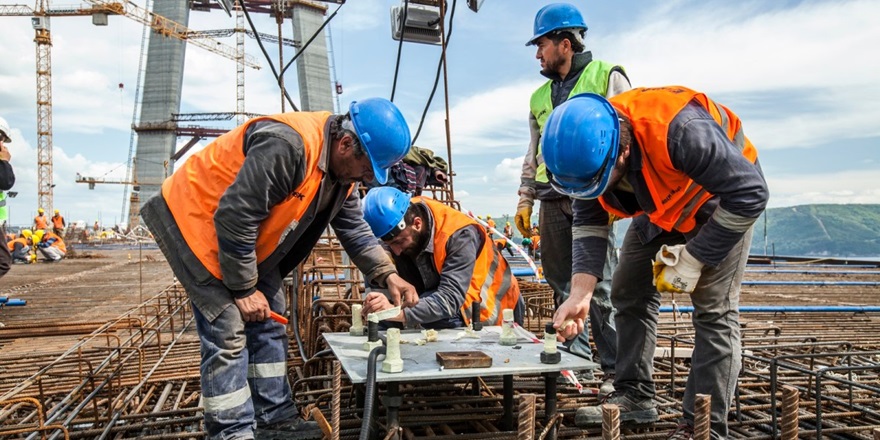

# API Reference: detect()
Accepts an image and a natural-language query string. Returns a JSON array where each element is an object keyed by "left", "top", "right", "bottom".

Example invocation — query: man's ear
[{"left": 412, "top": 216, "right": 423, "bottom": 233}]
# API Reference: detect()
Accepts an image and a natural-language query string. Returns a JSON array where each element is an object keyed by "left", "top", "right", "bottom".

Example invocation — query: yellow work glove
[
  {"left": 652, "top": 244, "right": 704, "bottom": 294},
  {"left": 515, "top": 206, "right": 532, "bottom": 237}
]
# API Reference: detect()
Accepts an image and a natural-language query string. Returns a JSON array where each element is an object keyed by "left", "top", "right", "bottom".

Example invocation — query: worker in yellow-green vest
[{"left": 515, "top": 3, "right": 630, "bottom": 398}]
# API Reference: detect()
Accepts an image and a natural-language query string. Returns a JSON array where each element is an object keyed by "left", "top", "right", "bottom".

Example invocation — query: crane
[
  {"left": 0, "top": 1, "right": 261, "bottom": 215},
  {"left": 76, "top": 157, "right": 163, "bottom": 229}
]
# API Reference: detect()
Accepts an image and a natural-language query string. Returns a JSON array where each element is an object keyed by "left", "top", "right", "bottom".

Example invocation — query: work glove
[
  {"left": 652, "top": 244, "right": 704, "bottom": 294},
  {"left": 515, "top": 197, "right": 533, "bottom": 237}
]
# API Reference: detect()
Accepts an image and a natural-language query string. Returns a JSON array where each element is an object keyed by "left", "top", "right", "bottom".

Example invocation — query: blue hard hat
[
  {"left": 363, "top": 186, "right": 411, "bottom": 240},
  {"left": 526, "top": 3, "right": 587, "bottom": 46},
  {"left": 349, "top": 98, "right": 412, "bottom": 185},
  {"left": 542, "top": 93, "right": 619, "bottom": 200}
]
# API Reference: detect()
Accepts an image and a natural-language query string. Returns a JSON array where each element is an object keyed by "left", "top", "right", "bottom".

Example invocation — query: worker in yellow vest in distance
[
  {"left": 361, "top": 187, "right": 524, "bottom": 329},
  {"left": 141, "top": 97, "right": 417, "bottom": 440}
]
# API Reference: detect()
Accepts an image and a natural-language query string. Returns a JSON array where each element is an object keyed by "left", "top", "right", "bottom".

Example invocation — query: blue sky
[{"left": 1, "top": 0, "right": 878, "bottom": 227}]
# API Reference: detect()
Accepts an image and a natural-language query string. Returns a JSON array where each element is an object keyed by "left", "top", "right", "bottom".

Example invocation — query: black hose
[
  {"left": 389, "top": 0, "right": 409, "bottom": 102},
  {"left": 280, "top": 4, "right": 343, "bottom": 79},
  {"left": 359, "top": 345, "right": 387, "bottom": 440},
  {"left": 240, "top": 4, "right": 299, "bottom": 111},
  {"left": 411, "top": 0, "right": 458, "bottom": 145}
]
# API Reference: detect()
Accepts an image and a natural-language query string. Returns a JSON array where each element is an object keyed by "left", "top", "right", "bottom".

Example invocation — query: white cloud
[
  {"left": 494, "top": 156, "right": 524, "bottom": 185},
  {"left": 765, "top": 170, "right": 880, "bottom": 208}
]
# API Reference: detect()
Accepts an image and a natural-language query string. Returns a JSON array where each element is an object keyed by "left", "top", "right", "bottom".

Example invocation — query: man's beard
[{"left": 541, "top": 56, "right": 563, "bottom": 76}]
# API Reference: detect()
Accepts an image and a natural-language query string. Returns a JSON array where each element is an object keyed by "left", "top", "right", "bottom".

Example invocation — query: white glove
[{"left": 652, "top": 244, "right": 704, "bottom": 294}]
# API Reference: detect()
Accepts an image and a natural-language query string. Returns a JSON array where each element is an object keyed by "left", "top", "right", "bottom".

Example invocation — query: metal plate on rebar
[
  {"left": 436, "top": 351, "right": 492, "bottom": 369},
  {"left": 323, "top": 326, "right": 598, "bottom": 383}
]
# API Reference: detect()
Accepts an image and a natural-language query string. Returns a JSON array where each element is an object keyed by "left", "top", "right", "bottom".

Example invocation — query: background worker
[
  {"left": 517, "top": 2, "right": 628, "bottom": 396},
  {"left": 543, "top": 88, "right": 769, "bottom": 439},
  {"left": 7, "top": 230, "right": 32, "bottom": 264},
  {"left": 33, "top": 208, "right": 48, "bottom": 232},
  {"left": 494, "top": 236, "right": 515, "bottom": 257},
  {"left": 35, "top": 229, "right": 66, "bottom": 262},
  {"left": 503, "top": 221, "right": 513, "bottom": 239},
  {"left": 0, "top": 117, "right": 15, "bottom": 277},
  {"left": 141, "top": 98, "right": 417, "bottom": 440},
  {"left": 51, "top": 209, "right": 66, "bottom": 237},
  {"left": 361, "top": 187, "right": 524, "bottom": 329}
]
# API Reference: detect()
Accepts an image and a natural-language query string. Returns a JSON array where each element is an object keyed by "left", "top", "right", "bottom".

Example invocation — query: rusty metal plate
[{"left": 436, "top": 351, "right": 492, "bottom": 369}]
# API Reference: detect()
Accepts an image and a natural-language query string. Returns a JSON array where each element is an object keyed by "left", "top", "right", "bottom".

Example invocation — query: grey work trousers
[
  {"left": 540, "top": 197, "right": 618, "bottom": 374},
  {"left": 613, "top": 224, "right": 752, "bottom": 439}
]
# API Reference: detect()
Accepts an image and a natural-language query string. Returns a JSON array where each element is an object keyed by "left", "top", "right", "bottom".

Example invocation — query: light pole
[{"left": 6, "top": 191, "right": 17, "bottom": 230}]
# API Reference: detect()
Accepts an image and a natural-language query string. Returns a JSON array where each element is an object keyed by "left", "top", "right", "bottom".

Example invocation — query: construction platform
[{"left": 1, "top": 240, "right": 879, "bottom": 439}]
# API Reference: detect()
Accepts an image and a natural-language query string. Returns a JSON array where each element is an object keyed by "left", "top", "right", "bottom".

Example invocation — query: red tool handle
[{"left": 269, "top": 311, "right": 288, "bottom": 325}]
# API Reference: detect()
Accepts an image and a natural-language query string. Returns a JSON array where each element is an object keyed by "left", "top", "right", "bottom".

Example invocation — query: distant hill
[
  {"left": 749, "top": 204, "right": 880, "bottom": 257},
  {"left": 609, "top": 204, "right": 880, "bottom": 257},
  {"left": 505, "top": 204, "right": 880, "bottom": 258}
]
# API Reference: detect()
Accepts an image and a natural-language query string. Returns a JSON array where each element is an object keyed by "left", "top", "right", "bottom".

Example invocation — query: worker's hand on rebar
[
  {"left": 234, "top": 289, "right": 271, "bottom": 322},
  {"left": 552, "top": 297, "right": 588, "bottom": 342},
  {"left": 0, "top": 144, "right": 11, "bottom": 161},
  {"left": 652, "top": 244, "right": 704, "bottom": 294},
  {"left": 386, "top": 273, "right": 419, "bottom": 308}
]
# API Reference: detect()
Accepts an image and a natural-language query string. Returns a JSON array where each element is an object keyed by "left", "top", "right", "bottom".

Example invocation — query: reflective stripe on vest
[
  {"left": 414, "top": 197, "right": 521, "bottom": 326},
  {"left": 162, "top": 112, "right": 334, "bottom": 279},
  {"left": 530, "top": 60, "right": 619, "bottom": 183},
  {"left": 600, "top": 86, "right": 758, "bottom": 233},
  {"left": 0, "top": 191, "right": 7, "bottom": 224}
]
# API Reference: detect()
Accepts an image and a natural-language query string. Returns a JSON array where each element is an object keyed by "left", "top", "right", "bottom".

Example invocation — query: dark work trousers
[
  {"left": 192, "top": 283, "right": 298, "bottom": 440},
  {"left": 540, "top": 197, "right": 618, "bottom": 374},
  {"left": 612, "top": 225, "right": 753, "bottom": 439}
]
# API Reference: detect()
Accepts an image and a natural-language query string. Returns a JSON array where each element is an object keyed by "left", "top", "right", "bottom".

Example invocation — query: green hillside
[{"left": 750, "top": 204, "right": 880, "bottom": 257}]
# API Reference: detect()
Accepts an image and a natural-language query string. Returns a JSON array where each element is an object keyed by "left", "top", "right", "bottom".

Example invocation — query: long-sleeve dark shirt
[
  {"left": 572, "top": 100, "right": 769, "bottom": 278},
  {"left": 389, "top": 202, "right": 484, "bottom": 328}
]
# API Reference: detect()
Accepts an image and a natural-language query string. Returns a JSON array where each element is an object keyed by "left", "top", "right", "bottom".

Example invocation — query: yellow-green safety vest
[{"left": 529, "top": 60, "right": 620, "bottom": 183}]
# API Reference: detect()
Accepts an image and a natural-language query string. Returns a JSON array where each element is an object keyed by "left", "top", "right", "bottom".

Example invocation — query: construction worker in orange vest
[
  {"left": 51, "top": 209, "right": 66, "bottom": 237},
  {"left": 35, "top": 229, "right": 66, "bottom": 262},
  {"left": 7, "top": 230, "right": 32, "bottom": 264},
  {"left": 141, "top": 98, "right": 417, "bottom": 440},
  {"left": 361, "top": 187, "right": 523, "bottom": 329},
  {"left": 33, "top": 208, "right": 48, "bottom": 231},
  {"left": 543, "top": 88, "right": 769, "bottom": 438}
]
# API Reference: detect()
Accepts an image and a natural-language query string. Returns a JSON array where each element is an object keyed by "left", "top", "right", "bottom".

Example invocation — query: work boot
[
  {"left": 666, "top": 423, "right": 694, "bottom": 439},
  {"left": 598, "top": 374, "right": 615, "bottom": 401},
  {"left": 575, "top": 392, "right": 658, "bottom": 427},
  {"left": 254, "top": 417, "right": 323, "bottom": 440}
]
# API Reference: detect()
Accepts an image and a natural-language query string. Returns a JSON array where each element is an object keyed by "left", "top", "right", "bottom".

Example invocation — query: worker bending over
[
  {"left": 543, "top": 87, "right": 768, "bottom": 439},
  {"left": 142, "top": 98, "right": 418, "bottom": 440},
  {"left": 35, "top": 230, "right": 66, "bottom": 262},
  {"left": 7, "top": 230, "right": 32, "bottom": 264},
  {"left": 361, "top": 187, "right": 524, "bottom": 329}
]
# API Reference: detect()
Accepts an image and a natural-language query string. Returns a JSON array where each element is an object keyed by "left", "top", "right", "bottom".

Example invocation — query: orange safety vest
[
  {"left": 414, "top": 197, "right": 521, "bottom": 326},
  {"left": 34, "top": 215, "right": 48, "bottom": 230},
  {"left": 43, "top": 231, "right": 66, "bottom": 253},
  {"left": 52, "top": 215, "right": 64, "bottom": 229},
  {"left": 162, "top": 112, "right": 337, "bottom": 279},
  {"left": 7, "top": 237, "right": 27, "bottom": 251},
  {"left": 602, "top": 86, "right": 758, "bottom": 233}
]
